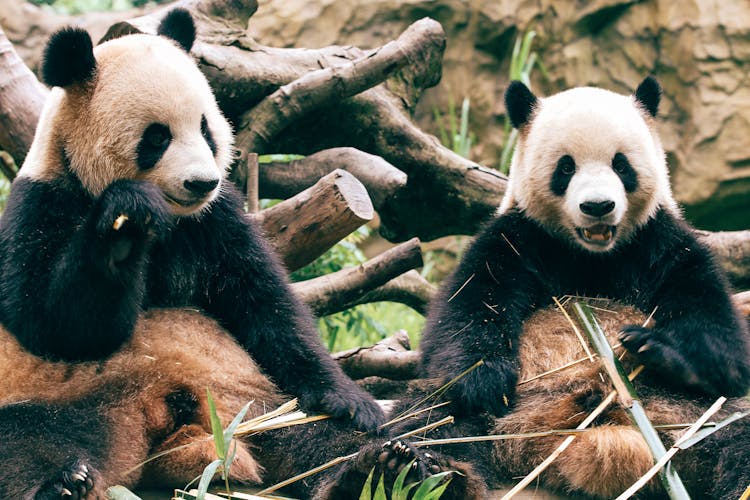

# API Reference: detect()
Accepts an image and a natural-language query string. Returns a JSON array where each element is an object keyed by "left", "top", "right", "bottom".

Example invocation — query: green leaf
[
  {"left": 105, "top": 486, "right": 142, "bottom": 500},
  {"left": 421, "top": 476, "right": 453, "bottom": 500},
  {"left": 223, "top": 401, "right": 251, "bottom": 445},
  {"left": 411, "top": 471, "right": 453, "bottom": 498},
  {"left": 359, "top": 468, "right": 376, "bottom": 500},
  {"left": 392, "top": 459, "right": 416, "bottom": 500},
  {"left": 373, "top": 472, "right": 388, "bottom": 500},
  {"left": 206, "top": 388, "right": 226, "bottom": 460},
  {"left": 196, "top": 459, "right": 223, "bottom": 500}
]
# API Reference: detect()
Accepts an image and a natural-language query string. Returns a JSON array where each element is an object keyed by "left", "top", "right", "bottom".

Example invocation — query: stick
[
  {"left": 615, "top": 397, "right": 727, "bottom": 500},
  {"left": 572, "top": 302, "right": 690, "bottom": 499}
]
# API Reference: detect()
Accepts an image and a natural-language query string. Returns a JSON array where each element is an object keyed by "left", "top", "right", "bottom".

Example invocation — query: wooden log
[
  {"left": 357, "top": 270, "right": 436, "bottom": 315},
  {"left": 697, "top": 229, "right": 750, "bottom": 289},
  {"left": 0, "top": 25, "right": 47, "bottom": 168},
  {"left": 293, "top": 238, "right": 423, "bottom": 317},
  {"left": 258, "top": 147, "right": 407, "bottom": 211},
  {"left": 251, "top": 169, "right": 373, "bottom": 272},
  {"left": 333, "top": 330, "right": 420, "bottom": 380}
]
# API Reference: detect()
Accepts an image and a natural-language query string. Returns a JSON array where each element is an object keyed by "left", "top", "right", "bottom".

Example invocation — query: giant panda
[
  {"left": 0, "top": 9, "right": 395, "bottom": 498},
  {"left": 412, "top": 78, "right": 750, "bottom": 497}
]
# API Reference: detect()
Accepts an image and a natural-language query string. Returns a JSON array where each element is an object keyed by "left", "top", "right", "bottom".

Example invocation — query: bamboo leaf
[
  {"left": 373, "top": 473, "right": 387, "bottom": 500},
  {"left": 411, "top": 471, "right": 453, "bottom": 498},
  {"left": 422, "top": 477, "right": 453, "bottom": 500},
  {"left": 206, "top": 389, "right": 226, "bottom": 460},
  {"left": 196, "top": 459, "right": 223, "bottom": 500},
  {"left": 223, "top": 401, "right": 252, "bottom": 445},
  {"left": 359, "top": 468, "right": 376, "bottom": 500},
  {"left": 392, "top": 459, "right": 416, "bottom": 500}
]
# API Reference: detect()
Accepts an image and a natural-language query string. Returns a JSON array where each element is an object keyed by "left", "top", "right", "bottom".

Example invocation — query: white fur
[
  {"left": 500, "top": 85, "right": 679, "bottom": 252},
  {"left": 20, "top": 34, "right": 234, "bottom": 216}
]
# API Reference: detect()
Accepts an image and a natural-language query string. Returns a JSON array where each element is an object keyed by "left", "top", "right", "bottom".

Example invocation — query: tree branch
[
  {"left": 357, "top": 270, "right": 436, "bottom": 315},
  {"left": 251, "top": 169, "right": 373, "bottom": 272},
  {"left": 258, "top": 147, "right": 407, "bottom": 211},
  {"left": 333, "top": 330, "right": 420, "bottom": 380},
  {"left": 292, "top": 238, "right": 423, "bottom": 316},
  {"left": 697, "top": 230, "right": 750, "bottom": 289},
  {"left": 0, "top": 25, "right": 47, "bottom": 167}
]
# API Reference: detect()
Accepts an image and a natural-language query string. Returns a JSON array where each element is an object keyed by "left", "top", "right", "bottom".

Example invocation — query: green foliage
[
  {"left": 179, "top": 389, "right": 251, "bottom": 500},
  {"left": 359, "top": 460, "right": 453, "bottom": 500},
  {"left": 499, "top": 30, "right": 545, "bottom": 174},
  {"left": 433, "top": 96, "right": 474, "bottom": 159},
  {"left": 292, "top": 227, "right": 425, "bottom": 351}
]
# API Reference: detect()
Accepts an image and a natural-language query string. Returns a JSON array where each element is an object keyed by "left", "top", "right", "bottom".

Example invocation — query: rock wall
[{"left": 249, "top": 0, "right": 750, "bottom": 230}]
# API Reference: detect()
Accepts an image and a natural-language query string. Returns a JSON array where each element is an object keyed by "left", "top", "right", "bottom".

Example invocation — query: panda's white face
[
  {"left": 502, "top": 84, "right": 677, "bottom": 253},
  {"left": 22, "top": 32, "right": 233, "bottom": 217}
]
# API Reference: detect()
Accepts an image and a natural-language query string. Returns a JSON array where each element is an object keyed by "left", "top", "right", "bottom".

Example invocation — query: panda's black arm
[
  {"left": 420, "top": 213, "right": 547, "bottom": 416},
  {"left": 620, "top": 214, "right": 750, "bottom": 397},
  {"left": 0, "top": 178, "right": 169, "bottom": 361},
  {"left": 184, "top": 189, "right": 385, "bottom": 432}
]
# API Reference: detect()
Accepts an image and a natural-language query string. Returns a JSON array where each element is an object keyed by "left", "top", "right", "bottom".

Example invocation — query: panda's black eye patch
[
  {"left": 137, "top": 123, "right": 172, "bottom": 171},
  {"left": 201, "top": 115, "right": 217, "bottom": 156},
  {"left": 612, "top": 152, "right": 638, "bottom": 193},
  {"left": 550, "top": 155, "right": 576, "bottom": 196}
]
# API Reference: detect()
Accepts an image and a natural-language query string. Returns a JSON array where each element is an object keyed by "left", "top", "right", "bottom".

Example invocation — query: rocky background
[
  {"left": 2, "top": 0, "right": 749, "bottom": 230},
  {"left": 248, "top": 0, "right": 750, "bottom": 230}
]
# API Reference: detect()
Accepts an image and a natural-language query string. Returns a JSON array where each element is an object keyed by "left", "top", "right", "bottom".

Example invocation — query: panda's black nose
[
  {"left": 579, "top": 200, "right": 615, "bottom": 217},
  {"left": 184, "top": 178, "right": 219, "bottom": 196}
]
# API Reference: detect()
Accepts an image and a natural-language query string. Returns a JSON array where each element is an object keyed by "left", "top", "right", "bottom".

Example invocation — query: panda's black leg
[{"left": 35, "top": 460, "right": 95, "bottom": 500}]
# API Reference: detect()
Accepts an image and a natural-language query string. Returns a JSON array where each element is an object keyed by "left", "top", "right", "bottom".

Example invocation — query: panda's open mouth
[{"left": 577, "top": 224, "right": 616, "bottom": 246}]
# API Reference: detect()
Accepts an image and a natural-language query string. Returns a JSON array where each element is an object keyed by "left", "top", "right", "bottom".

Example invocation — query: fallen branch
[
  {"left": 697, "top": 229, "right": 750, "bottom": 289},
  {"left": 258, "top": 147, "right": 407, "bottom": 211},
  {"left": 233, "top": 17, "right": 444, "bottom": 159},
  {"left": 357, "top": 270, "right": 436, "bottom": 315},
  {"left": 333, "top": 330, "right": 419, "bottom": 380},
  {"left": 251, "top": 169, "right": 373, "bottom": 272},
  {"left": 0, "top": 25, "right": 47, "bottom": 168},
  {"left": 292, "top": 238, "right": 423, "bottom": 317}
]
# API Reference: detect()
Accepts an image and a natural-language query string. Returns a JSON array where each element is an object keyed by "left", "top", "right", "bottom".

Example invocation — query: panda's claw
[{"left": 36, "top": 460, "right": 93, "bottom": 499}]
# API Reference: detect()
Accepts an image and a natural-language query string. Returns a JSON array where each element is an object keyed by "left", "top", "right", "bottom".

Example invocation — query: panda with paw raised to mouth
[{"left": 0, "top": 8, "right": 386, "bottom": 498}]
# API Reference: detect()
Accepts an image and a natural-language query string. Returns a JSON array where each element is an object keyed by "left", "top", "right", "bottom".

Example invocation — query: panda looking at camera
[{"left": 420, "top": 77, "right": 750, "bottom": 417}]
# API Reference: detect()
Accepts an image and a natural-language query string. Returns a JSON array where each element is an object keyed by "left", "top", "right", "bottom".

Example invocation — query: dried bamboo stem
[
  {"left": 615, "top": 397, "right": 727, "bottom": 500},
  {"left": 501, "top": 365, "right": 644, "bottom": 499},
  {"left": 572, "top": 302, "right": 690, "bottom": 499}
]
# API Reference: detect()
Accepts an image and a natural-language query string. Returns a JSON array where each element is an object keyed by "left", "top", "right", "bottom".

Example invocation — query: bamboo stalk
[
  {"left": 572, "top": 302, "right": 690, "bottom": 500},
  {"left": 615, "top": 397, "right": 726, "bottom": 499}
]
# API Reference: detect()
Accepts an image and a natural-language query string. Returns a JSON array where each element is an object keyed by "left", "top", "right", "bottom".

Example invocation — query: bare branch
[
  {"left": 251, "top": 169, "right": 373, "bottom": 272},
  {"left": 697, "top": 230, "right": 750, "bottom": 289},
  {"left": 0, "top": 26, "right": 47, "bottom": 168},
  {"left": 357, "top": 270, "right": 436, "bottom": 315},
  {"left": 333, "top": 330, "right": 420, "bottom": 380},
  {"left": 258, "top": 148, "right": 407, "bottom": 211},
  {"left": 292, "top": 238, "right": 423, "bottom": 316}
]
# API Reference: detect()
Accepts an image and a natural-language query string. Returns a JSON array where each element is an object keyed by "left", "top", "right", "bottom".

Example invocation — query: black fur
[
  {"left": 42, "top": 28, "right": 96, "bottom": 88},
  {"left": 612, "top": 152, "right": 638, "bottom": 192},
  {"left": 550, "top": 154, "right": 575, "bottom": 196},
  {"left": 156, "top": 8, "right": 196, "bottom": 52},
  {"left": 505, "top": 80, "right": 538, "bottom": 129},
  {"left": 201, "top": 115, "right": 217, "bottom": 156},
  {"left": 420, "top": 207, "right": 750, "bottom": 416},
  {"left": 0, "top": 401, "right": 108, "bottom": 499},
  {"left": 0, "top": 178, "right": 384, "bottom": 430},
  {"left": 635, "top": 75, "right": 661, "bottom": 117},
  {"left": 136, "top": 123, "right": 172, "bottom": 171}
]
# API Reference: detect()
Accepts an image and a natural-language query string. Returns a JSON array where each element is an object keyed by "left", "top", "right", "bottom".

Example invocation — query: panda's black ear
[
  {"left": 634, "top": 76, "right": 661, "bottom": 117},
  {"left": 505, "top": 81, "right": 538, "bottom": 129},
  {"left": 157, "top": 8, "right": 196, "bottom": 52},
  {"left": 42, "top": 27, "right": 96, "bottom": 88}
]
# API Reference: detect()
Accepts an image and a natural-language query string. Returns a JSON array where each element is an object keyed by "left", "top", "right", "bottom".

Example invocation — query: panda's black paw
[
  {"left": 305, "top": 383, "right": 385, "bottom": 433},
  {"left": 618, "top": 325, "right": 699, "bottom": 385},
  {"left": 449, "top": 360, "right": 516, "bottom": 417},
  {"left": 92, "top": 179, "right": 172, "bottom": 275},
  {"left": 35, "top": 460, "right": 94, "bottom": 499},
  {"left": 358, "top": 440, "right": 442, "bottom": 489}
]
